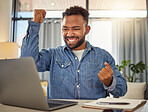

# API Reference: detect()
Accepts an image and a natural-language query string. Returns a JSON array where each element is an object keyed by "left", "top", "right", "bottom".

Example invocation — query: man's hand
[
  {"left": 33, "top": 9, "right": 46, "bottom": 23},
  {"left": 98, "top": 62, "right": 113, "bottom": 87}
]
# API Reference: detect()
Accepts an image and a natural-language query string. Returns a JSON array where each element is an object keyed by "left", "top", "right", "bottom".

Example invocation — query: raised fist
[
  {"left": 33, "top": 9, "right": 46, "bottom": 23},
  {"left": 98, "top": 62, "right": 113, "bottom": 87}
]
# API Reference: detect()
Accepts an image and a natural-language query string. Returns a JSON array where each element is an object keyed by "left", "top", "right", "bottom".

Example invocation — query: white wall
[{"left": 0, "top": 0, "right": 12, "bottom": 42}]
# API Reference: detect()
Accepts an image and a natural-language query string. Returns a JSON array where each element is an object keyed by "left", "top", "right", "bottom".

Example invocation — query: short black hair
[{"left": 62, "top": 6, "right": 89, "bottom": 25}]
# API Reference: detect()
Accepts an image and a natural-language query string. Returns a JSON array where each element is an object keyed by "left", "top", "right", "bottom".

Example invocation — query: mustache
[{"left": 65, "top": 36, "right": 79, "bottom": 39}]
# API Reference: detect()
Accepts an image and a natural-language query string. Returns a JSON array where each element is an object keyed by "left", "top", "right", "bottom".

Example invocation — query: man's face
[{"left": 62, "top": 15, "right": 90, "bottom": 50}]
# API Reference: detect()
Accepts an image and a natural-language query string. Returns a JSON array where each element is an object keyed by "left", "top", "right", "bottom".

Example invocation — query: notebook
[
  {"left": 82, "top": 97, "right": 146, "bottom": 111},
  {"left": 0, "top": 57, "right": 78, "bottom": 111}
]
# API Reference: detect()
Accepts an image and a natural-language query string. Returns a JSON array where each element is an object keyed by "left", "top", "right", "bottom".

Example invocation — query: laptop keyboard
[
  {"left": 47, "top": 99, "right": 78, "bottom": 109},
  {"left": 47, "top": 102, "right": 63, "bottom": 108}
]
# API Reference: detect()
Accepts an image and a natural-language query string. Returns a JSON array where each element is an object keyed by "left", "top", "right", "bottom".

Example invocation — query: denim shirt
[{"left": 21, "top": 21, "right": 127, "bottom": 99}]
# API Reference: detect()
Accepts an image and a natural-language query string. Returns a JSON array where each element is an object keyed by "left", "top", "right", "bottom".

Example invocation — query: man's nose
[{"left": 67, "top": 30, "right": 74, "bottom": 37}]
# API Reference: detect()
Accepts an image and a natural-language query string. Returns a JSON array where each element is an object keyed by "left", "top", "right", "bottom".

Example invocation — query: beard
[{"left": 64, "top": 35, "right": 85, "bottom": 50}]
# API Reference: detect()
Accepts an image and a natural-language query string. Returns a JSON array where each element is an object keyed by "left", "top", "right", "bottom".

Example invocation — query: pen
[{"left": 97, "top": 102, "right": 130, "bottom": 105}]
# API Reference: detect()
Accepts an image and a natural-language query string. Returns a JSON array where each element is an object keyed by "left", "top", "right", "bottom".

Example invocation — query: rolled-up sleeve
[{"left": 103, "top": 76, "right": 116, "bottom": 91}]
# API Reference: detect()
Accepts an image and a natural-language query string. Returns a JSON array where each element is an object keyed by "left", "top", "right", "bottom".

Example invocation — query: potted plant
[
  {"left": 116, "top": 60, "right": 147, "bottom": 99},
  {"left": 116, "top": 60, "right": 147, "bottom": 82}
]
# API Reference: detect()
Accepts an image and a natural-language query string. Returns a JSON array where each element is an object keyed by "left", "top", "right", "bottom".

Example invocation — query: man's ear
[{"left": 85, "top": 26, "right": 91, "bottom": 35}]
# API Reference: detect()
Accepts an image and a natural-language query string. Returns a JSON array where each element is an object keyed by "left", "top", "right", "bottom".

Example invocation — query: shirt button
[
  {"left": 77, "top": 70, "right": 80, "bottom": 73},
  {"left": 61, "top": 65, "right": 64, "bottom": 67},
  {"left": 76, "top": 85, "right": 79, "bottom": 88},
  {"left": 75, "top": 57, "right": 77, "bottom": 60}
]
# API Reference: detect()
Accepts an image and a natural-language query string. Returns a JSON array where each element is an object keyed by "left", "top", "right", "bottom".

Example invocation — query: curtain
[
  {"left": 38, "top": 19, "right": 62, "bottom": 80},
  {"left": 112, "top": 18, "right": 148, "bottom": 83}
]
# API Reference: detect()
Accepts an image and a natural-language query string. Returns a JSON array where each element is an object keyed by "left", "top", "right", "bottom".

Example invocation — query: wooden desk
[{"left": 0, "top": 100, "right": 147, "bottom": 112}]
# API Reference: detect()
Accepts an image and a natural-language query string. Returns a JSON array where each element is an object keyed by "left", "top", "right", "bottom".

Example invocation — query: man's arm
[
  {"left": 21, "top": 9, "right": 51, "bottom": 72},
  {"left": 107, "top": 65, "right": 127, "bottom": 97},
  {"left": 98, "top": 53, "right": 127, "bottom": 97}
]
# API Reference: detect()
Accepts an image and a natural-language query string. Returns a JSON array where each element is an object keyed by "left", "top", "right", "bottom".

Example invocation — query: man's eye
[
  {"left": 62, "top": 29, "right": 68, "bottom": 31},
  {"left": 73, "top": 29, "right": 80, "bottom": 30}
]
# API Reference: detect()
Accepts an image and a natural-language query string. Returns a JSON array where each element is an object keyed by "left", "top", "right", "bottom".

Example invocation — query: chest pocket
[
  {"left": 56, "top": 59, "right": 71, "bottom": 68},
  {"left": 88, "top": 61, "right": 101, "bottom": 68},
  {"left": 52, "top": 59, "right": 71, "bottom": 84}
]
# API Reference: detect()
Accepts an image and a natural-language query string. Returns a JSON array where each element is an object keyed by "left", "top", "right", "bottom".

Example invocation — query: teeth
[
  {"left": 69, "top": 40, "right": 75, "bottom": 42},
  {"left": 68, "top": 38, "right": 77, "bottom": 42}
]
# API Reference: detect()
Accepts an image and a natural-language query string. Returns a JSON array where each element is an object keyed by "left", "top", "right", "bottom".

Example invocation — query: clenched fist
[
  {"left": 33, "top": 9, "right": 46, "bottom": 23},
  {"left": 98, "top": 62, "right": 113, "bottom": 87}
]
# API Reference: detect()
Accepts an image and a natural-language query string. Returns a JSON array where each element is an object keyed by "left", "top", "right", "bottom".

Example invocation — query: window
[{"left": 87, "top": 20, "right": 112, "bottom": 54}]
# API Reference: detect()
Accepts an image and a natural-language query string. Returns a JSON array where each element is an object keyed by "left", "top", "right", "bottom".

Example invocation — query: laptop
[{"left": 0, "top": 57, "right": 78, "bottom": 111}]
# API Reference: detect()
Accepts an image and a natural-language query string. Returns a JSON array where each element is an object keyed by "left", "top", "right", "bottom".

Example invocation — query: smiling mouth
[{"left": 65, "top": 36, "right": 79, "bottom": 43}]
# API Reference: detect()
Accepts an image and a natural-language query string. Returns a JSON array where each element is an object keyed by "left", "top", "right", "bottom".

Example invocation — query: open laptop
[{"left": 0, "top": 57, "right": 78, "bottom": 111}]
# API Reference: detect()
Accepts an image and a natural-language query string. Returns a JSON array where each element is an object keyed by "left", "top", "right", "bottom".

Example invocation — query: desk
[{"left": 0, "top": 100, "right": 147, "bottom": 112}]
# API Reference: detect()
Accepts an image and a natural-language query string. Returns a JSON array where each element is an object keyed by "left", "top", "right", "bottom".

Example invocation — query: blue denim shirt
[{"left": 21, "top": 21, "right": 127, "bottom": 99}]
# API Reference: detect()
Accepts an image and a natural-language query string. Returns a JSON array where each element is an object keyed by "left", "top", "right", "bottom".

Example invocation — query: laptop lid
[{"left": 0, "top": 57, "right": 52, "bottom": 110}]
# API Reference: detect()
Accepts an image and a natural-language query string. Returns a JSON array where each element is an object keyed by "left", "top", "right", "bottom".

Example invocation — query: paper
[{"left": 83, "top": 97, "right": 146, "bottom": 110}]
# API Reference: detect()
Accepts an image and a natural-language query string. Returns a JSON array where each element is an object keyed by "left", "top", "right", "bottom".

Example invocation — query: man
[{"left": 21, "top": 6, "right": 127, "bottom": 99}]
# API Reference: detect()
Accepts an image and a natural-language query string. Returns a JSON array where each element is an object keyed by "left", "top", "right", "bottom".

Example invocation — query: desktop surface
[{"left": 0, "top": 99, "right": 147, "bottom": 112}]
